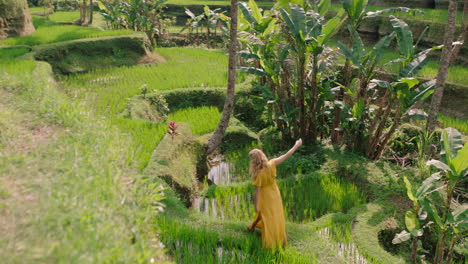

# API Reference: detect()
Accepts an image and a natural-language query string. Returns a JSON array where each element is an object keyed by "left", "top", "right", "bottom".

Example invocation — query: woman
[{"left": 247, "top": 139, "right": 302, "bottom": 248}]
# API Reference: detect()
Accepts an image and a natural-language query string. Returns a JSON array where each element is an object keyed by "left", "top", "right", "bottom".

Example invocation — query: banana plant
[
  {"left": 393, "top": 128, "right": 467, "bottom": 264},
  {"left": 279, "top": 3, "right": 344, "bottom": 140},
  {"left": 425, "top": 127, "right": 467, "bottom": 264}
]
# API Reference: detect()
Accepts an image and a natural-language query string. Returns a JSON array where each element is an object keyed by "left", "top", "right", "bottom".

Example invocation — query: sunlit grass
[
  {"left": 169, "top": 106, "right": 221, "bottom": 135},
  {"left": 48, "top": 11, "right": 80, "bottom": 23},
  {"left": 0, "top": 24, "right": 131, "bottom": 46}
]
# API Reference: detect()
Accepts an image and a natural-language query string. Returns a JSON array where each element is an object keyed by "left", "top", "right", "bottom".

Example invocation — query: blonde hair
[{"left": 249, "top": 149, "right": 269, "bottom": 180}]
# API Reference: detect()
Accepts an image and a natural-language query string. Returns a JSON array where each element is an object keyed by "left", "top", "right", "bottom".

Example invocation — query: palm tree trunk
[
  {"left": 426, "top": 0, "right": 458, "bottom": 133},
  {"left": 206, "top": 0, "right": 238, "bottom": 154},
  {"left": 88, "top": 0, "right": 93, "bottom": 25}
]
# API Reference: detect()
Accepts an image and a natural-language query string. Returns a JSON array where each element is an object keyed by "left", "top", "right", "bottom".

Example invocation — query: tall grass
[
  {"left": 61, "top": 48, "right": 230, "bottom": 169},
  {"left": 0, "top": 60, "right": 166, "bottom": 263},
  {"left": 158, "top": 217, "right": 311, "bottom": 264},
  {"left": 204, "top": 173, "right": 366, "bottom": 222},
  {"left": 0, "top": 25, "right": 131, "bottom": 46},
  {"left": 438, "top": 114, "right": 468, "bottom": 134}
]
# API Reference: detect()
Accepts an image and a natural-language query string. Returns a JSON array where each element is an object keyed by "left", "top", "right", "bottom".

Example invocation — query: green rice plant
[
  {"left": 0, "top": 25, "right": 132, "bottom": 46},
  {"left": 438, "top": 114, "right": 468, "bottom": 134},
  {"left": 158, "top": 217, "right": 312, "bottom": 264},
  {"left": 205, "top": 172, "right": 366, "bottom": 223},
  {"left": 168, "top": 106, "right": 220, "bottom": 135},
  {"left": 48, "top": 11, "right": 80, "bottom": 23}
]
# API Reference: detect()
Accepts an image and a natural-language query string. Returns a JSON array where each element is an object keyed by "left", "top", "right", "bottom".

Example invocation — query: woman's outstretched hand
[{"left": 295, "top": 138, "right": 303, "bottom": 148}]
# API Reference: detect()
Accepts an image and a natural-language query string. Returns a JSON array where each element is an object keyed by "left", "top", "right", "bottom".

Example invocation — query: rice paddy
[
  {"left": 0, "top": 24, "right": 132, "bottom": 46},
  {"left": 61, "top": 47, "right": 230, "bottom": 168},
  {"left": 48, "top": 11, "right": 80, "bottom": 23},
  {"left": 199, "top": 173, "right": 366, "bottom": 222}
]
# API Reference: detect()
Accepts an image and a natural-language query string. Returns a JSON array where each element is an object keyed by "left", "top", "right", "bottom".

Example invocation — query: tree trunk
[
  {"left": 79, "top": 0, "right": 87, "bottom": 25},
  {"left": 88, "top": 0, "right": 93, "bottom": 25},
  {"left": 449, "top": 0, "right": 468, "bottom": 65},
  {"left": 206, "top": 0, "right": 238, "bottom": 154},
  {"left": 410, "top": 237, "right": 419, "bottom": 264},
  {"left": 331, "top": 58, "right": 351, "bottom": 144},
  {"left": 298, "top": 53, "right": 306, "bottom": 140},
  {"left": 426, "top": 0, "right": 458, "bottom": 133}
]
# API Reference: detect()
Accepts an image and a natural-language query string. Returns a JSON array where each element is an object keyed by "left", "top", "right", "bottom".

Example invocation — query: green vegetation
[
  {"left": 204, "top": 172, "right": 365, "bottom": 222},
  {"left": 169, "top": 106, "right": 221, "bottom": 135},
  {"left": 0, "top": 47, "right": 30, "bottom": 59},
  {"left": 61, "top": 47, "right": 230, "bottom": 168},
  {"left": 1, "top": 2, "right": 466, "bottom": 263},
  {"left": 0, "top": 21, "right": 131, "bottom": 46},
  {"left": 0, "top": 59, "right": 168, "bottom": 263}
]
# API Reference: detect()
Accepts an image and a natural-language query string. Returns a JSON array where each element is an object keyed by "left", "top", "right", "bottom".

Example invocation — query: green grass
[
  {"left": 29, "top": 6, "right": 53, "bottom": 15},
  {"left": 48, "top": 11, "right": 80, "bottom": 23},
  {"left": 0, "top": 47, "right": 30, "bottom": 59},
  {"left": 438, "top": 114, "right": 468, "bottom": 134},
  {"left": 0, "top": 59, "right": 168, "bottom": 263},
  {"left": 0, "top": 24, "right": 132, "bottom": 46},
  {"left": 61, "top": 47, "right": 231, "bottom": 169},
  {"left": 169, "top": 106, "right": 221, "bottom": 135}
]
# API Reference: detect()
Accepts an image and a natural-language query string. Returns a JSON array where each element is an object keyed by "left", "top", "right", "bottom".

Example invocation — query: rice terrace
[{"left": 1, "top": 0, "right": 467, "bottom": 262}]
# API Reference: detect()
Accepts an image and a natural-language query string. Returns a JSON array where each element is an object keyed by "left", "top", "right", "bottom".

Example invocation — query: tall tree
[
  {"left": 206, "top": 0, "right": 238, "bottom": 154},
  {"left": 426, "top": 0, "right": 458, "bottom": 133}
]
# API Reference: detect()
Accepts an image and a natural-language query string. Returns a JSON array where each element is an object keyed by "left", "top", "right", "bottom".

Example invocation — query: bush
[
  {"left": 234, "top": 89, "right": 268, "bottom": 131},
  {"left": 158, "top": 87, "right": 225, "bottom": 111}
]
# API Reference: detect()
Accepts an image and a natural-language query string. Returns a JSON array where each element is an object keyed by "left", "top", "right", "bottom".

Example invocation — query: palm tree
[
  {"left": 206, "top": 0, "right": 238, "bottom": 154},
  {"left": 426, "top": 0, "right": 458, "bottom": 133}
]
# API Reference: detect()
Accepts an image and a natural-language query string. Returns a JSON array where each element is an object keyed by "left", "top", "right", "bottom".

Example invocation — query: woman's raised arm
[{"left": 271, "top": 139, "right": 302, "bottom": 166}]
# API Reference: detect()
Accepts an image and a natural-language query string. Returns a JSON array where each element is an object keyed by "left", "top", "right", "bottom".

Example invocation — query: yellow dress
[{"left": 249, "top": 160, "right": 287, "bottom": 248}]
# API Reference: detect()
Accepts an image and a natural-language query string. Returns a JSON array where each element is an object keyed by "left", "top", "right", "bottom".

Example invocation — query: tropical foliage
[
  {"left": 97, "top": 0, "right": 167, "bottom": 46},
  {"left": 238, "top": 0, "right": 438, "bottom": 160},
  {"left": 394, "top": 128, "right": 467, "bottom": 264}
]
